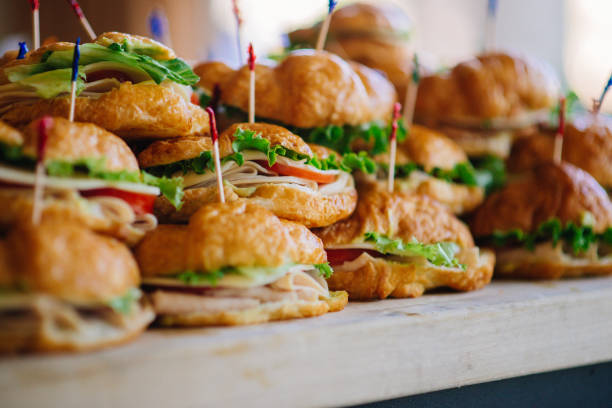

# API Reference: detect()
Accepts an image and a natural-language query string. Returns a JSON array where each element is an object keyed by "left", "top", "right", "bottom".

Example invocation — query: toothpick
[
  {"left": 316, "top": 0, "right": 338, "bottom": 51},
  {"left": 553, "top": 97, "right": 566, "bottom": 164},
  {"left": 66, "top": 0, "right": 96, "bottom": 40},
  {"left": 32, "top": 116, "right": 53, "bottom": 225},
  {"left": 209, "top": 83, "right": 221, "bottom": 114},
  {"left": 68, "top": 38, "right": 80, "bottom": 122},
  {"left": 148, "top": 7, "right": 172, "bottom": 47},
  {"left": 17, "top": 42, "right": 29, "bottom": 60},
  {"left": 593, "top": 72, "right": 612, "bottom": 114},
  {"left": 248, "top": 43, "right": 256, "bottom": 124},
  {"left": 403, "top": 54, "right": 420, "bottom": 128},
  {"left": 485, "top": 0, "right": 498, "bottom": 51},
  {"left": 28, "top": 0, "right": 40, "bottom": 49},
  {"left": 388, "top": 103, "right": 401, "bottom": 193},
  {"left": 232, "top": 0, "right": 243, "bottom": 65},
  {"left": 205, "top": 107, "right": 225, "bottom": 203}
]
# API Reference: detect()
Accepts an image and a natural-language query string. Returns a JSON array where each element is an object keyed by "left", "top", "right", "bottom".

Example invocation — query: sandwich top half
[
  {"left": 134, "top": 200, "right": 347, "bottom": 326},
  {"left": 314, "top": 185, "right": 495, "bottom": 299},
  {"left": 508, "top": 113, "right": 612, "bottom": 192},
  {"left": 194, "top": 49, "right": 399, "bottom": 153},
  {"left": 415, "top": 52, "right": 560, "bottom": 158},
  {"left": 0, "top": 117, "right": 183, "bottom": 245},
  {"left": 361, "top": 124, "right": 489, "bottom": 214},
  {"left": 139, "top": 122, "right": 374, "bottom": 227},
  {"left": 472, "top": 161, "right": 612, "bottom": 279},
  {"left": 0, "top": 32, "right": 209, "bottom": 139},
  {"left": 286, "top": 2, "right": 414, "bottom": 97}
]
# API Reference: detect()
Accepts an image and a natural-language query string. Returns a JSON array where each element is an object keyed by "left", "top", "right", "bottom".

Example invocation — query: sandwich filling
[
  {"left": 481, "top": 217, "right": 612, "bottom": 269},
  {"left": 142, "top": 263, "right": 334, "bottom": 315},
  {"left": 0, "top": 288, "right": 153, "bottom": 350},
  {"left": 0, "top": 144, "right": 183, "bottom": 241},
  {"left": 198, "top": 90, "right": 403, "bottom": 156},
  {"left": 326, "top": 232, "right": 465, "bottom": 271},
  {"left": 0, "top": 37, "right": 199, "bottom": 112},
  {"left": 146, "top": 128, "right": 375, "bottom": 197}
]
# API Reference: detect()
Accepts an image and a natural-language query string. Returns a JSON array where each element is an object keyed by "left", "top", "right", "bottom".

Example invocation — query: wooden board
[{"left": 3, "top": 277, "right": 612, "bottom": 408}]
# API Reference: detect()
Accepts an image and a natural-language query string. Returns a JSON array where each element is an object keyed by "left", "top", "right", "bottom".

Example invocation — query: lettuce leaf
[
  {"left": 471, "top": 155, "right": 507, "bottom": 193},
  {"left": 107, "top": 288, "right": 142, "bottom": 315},
  {"left": 314, "top": 263, "right": 333, "bottom": 279},
  {"left": 16, "top": 67, "right": 85, "bottom": 98},
  {"left": 175, "top": 269, "right": 228, "bottom": 286},
  {"left": 145, "top": 150, "right": 244, "bottom": 178},
  {"left": 141, "top": 172, "right": 184, "bottom": 209},
  {"left": 364, "top": 232, "right": 463, "bottom": 269},
  {"left": 549, "top": 90, "right": 581, "bottom": 125},
  {"left": 173, "top": 264, "right": 294, "bottom": 287},
  {"left": 232, "top": 127, "right": 377, "bottom": 173},
  {"left": 295, "top": 120, "right": 407, "bottom": 156},
  {"left": 146, "top": 128, "right": 376, "bottom": 176},
  {"left": 5, "top": 42, "right": 198, "bottom": 88},
  {"left": 487, "top": 218, "right": 612, "bottom": 254}
]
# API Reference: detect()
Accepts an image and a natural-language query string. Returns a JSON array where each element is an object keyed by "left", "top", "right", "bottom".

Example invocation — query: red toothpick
[
  {"left": 387, "top": 103, "right": 401, "bottom": 193},
  {"left": 28, "top": 0, "right": 40, "bottom": 49},
  {"left": 248, "top": 43, "right": 256, "bottom": 124},
  {"left": 208, "top": 83, "right": 221, "bottom": 115},
  {"left": 205, "top": 107, "right": 225, "bottom": 203},
  {"left": 232, "top": 0, "right": 243, "bottom": 65},
  {"left": 553, "top": 97, "right": 566, "bottom": 164},
  {"left": 32, "top": 116, "right": 53, "bottom": 225},
  {"left": 66, "top": 0, "right": 96, "bottom": 40},
  {"left": 316, "top": 0, "right": 338, "bottom": 51}
]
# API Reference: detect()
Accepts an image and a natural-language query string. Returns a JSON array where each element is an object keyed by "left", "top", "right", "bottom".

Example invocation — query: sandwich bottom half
[
  {"left": 494, "top": 241, "right": 612, "bottom": 279},
  {"left": 147, "top": 289, "right": 348, "bottom": 327},
  {"left": 327, "top": 248, "right": 495, "bottom": 300},
  {"left": 0, "top": 295, "right": 154, "bottom": 354}
]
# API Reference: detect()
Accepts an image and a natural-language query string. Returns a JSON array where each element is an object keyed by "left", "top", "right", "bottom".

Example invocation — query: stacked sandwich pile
[{"left": 1, "top": 2, "right": 611, "bottom": 355}]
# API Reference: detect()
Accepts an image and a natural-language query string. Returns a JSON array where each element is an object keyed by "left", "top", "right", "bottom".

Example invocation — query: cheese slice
[{"left": 0, "top": 165, "right": 160, "bottom": 195}]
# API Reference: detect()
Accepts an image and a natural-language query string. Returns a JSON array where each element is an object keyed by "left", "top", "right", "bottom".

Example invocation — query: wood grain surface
[{"left": 2, "top": 278, "right": 612, "bottom": 408}]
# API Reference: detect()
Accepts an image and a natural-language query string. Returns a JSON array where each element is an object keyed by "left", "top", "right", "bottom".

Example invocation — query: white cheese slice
[{"left": 0, "top": 165, "right": 160, "bottom": 195}]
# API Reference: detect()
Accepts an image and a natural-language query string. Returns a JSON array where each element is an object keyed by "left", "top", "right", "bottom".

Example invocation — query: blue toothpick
[
  {"left": 69, "top": 37, "right": 80, "bottom": 122},
  {"left": 316, "top": 0, "right": 338, "bottom": 51},
  {"left": 595, "top": 72, "right": 612, "bottom": 113},
  {"left": 17, "top": 42, "right": 28, "bottom": 59}
]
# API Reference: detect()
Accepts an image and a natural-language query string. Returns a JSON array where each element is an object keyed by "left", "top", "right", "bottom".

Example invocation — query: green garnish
[
  {"left": 364, "top": 232, "right": 464, "bottom": 269},
  {"left": 146, "top": 127, "right": 377, "bottom": 177},
  {"left": 488, "top": 218, "right": 612, "bottom": 255},
  {"left": 107, "top": 288, "right": 142, "bottom": 315},
  {"left": 296, "top": 120, "right": 407, "bottom": 156},
  {"left": 471, "top": 155, "right": 507, "bottom": 193},
  {"left": 175, "top": 269, "right": 229, "bottom": 286},
  {"left": 314, "top": 263, "right": 333, "bottom": 279},
  {"left": 549, "top": 90, "right": 580, "bottom": 124}
]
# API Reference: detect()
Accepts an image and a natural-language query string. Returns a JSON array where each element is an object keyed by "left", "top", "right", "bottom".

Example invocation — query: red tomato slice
[
  {"left": 80, "top": 188, "right": 156, "bottom": 215},
  {"left": 86, "top": 70, "right": 132, "bottom": 83},
  {"left": 326, "top": 249, "right": 382, "bottom": 266},
  {"left": 257, "top": 161, "right": 337, "bottom": 184},
  {"left": 190, "top": 92, "right": 200, "bottom": 105}
]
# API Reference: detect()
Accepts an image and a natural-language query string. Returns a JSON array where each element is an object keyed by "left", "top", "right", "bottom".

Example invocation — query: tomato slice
[
  {"left": 257, "top": 161, "right": 337, "bottom": 184},
  {"left": 80, "top": 188, "right": 156, "bottom": 215},
  {"left": 86, "top": 70, "right": 132, "bottom": 83},
  {"left": 190, "top": 92, "right": 200, "bottom": 105},
  {"left": 326, "top": 249, "right": 382, "bottom": 266}
]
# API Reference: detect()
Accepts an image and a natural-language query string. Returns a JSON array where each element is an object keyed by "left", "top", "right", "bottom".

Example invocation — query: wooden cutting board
[{"left": 2, "top": 277, "right": 612, "bottom": 408}]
